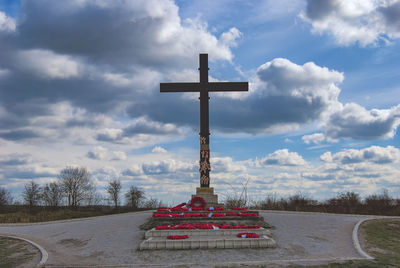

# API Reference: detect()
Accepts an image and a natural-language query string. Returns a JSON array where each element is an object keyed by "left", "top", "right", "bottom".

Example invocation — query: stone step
[
  {"left": 139, "top": 235, "right": 276, "bottom": 250},
  {"left": 145, "top": 227, "right": 271, "bottom": 239}
]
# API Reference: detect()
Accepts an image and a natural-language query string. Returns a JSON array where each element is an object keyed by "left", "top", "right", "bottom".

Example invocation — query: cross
[{"left": 160, "top": 54, "right": 248, "bottom": 188}]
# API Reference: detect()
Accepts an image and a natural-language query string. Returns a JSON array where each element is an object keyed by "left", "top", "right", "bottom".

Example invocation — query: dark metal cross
[{"left": 160, "top": 54, "right": 248, "bottom": 188}]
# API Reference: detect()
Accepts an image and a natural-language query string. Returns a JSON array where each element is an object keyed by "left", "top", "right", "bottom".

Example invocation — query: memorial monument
[
  {"left": 160, "top": 53, "right": 248, "bottom": 207},
  {"left": 139, "top": 54, "right": 275, "bottom": 250}
]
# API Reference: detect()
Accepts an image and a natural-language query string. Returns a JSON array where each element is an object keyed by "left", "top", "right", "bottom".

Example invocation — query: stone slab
[
  {"left": 196, "top": 187, "right": 215, "bottom": 194},
  {"left": 139, "top": 235, "right": 276, "bottom": 250}
]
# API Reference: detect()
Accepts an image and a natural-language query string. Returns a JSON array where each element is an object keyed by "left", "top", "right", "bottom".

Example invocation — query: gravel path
[{"left": 0, "top": 211, "right": 371, "bottom": 267}]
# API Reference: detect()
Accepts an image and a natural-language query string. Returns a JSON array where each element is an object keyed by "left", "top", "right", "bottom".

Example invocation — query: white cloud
[
  {"left": 141, "top": 159, "right": 196, "bottom": 175},
  {"left": 224, "top": 58, "right": 343, "bottom": 133},
  {"left": 320, "top": 151, "right": 333, "bottom": 162},
  {"left": 122, "top": 165, "right": 143, "bottom": 177},
  {"left": 321, "top": 145, "right": 400, "bottom": 164},
  {"left": 302, "top": 133, "right": 326, "bottom": 144},
  {"left": 96, "top": 129, "right": 124, "bottom": 142},
  {"left": 87, "top": 146, "right": 108, "bottom": 160},
  {"left": 110, "top": 151, "right": 127, "bottom": 161},
  {"left": 152, "top": 146, "right": 167, "bottom": 154},
  {"left": 22, "top": 0, "right": 240, "bottom": 67},
  {"left": 258, "top": 149, "right": 307, "bottom": 166},
  {"left": 0, "top": 153, "right": 32, "bottom": 166},
  {"left": 123, "top": 117, "right": 182, "bottom": 136},
  {"left": 86, "top": 146, "right": 127, "bottom": 161},
  {"left": 325, "top": 103, "right": 400, "bottom": 140},
  {"left": 255, "top": 58, "right": 344, "bottom": 99},
  {"left": 301, "top": 0, "right": 400, "bottom": 46},
  {"left": 219, "top": 27, "right": 242, "bottom": 47},
  {"left": 211, "top": 157, "right": 247, "bottom": 173},
  {"left": 17, "top": 49, "right": 82, "bottom": 79},
  {"left": 0, "top": 11, "right": 16, "bottom": 32},
  {"left": 96, "top": 117, "right": 183, "bottom": 145},
  {"left": 102, "top": 68, "right": 160, "bottom": 90}
]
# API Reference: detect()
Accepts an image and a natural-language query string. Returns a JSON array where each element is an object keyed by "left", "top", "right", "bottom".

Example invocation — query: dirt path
[{"left": 0, "top": 211, "right": 371, "bottom": 267}]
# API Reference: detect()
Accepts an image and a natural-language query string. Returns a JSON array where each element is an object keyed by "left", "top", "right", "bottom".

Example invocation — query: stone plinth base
[
  {"left": 140, "top": 233, "right": 276, "bottom": 250},
  {"left": 192, "top": 187, "right": 220, "bottom": 207}
]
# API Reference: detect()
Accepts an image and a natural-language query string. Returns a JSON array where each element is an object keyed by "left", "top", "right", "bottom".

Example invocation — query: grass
[
  {"left": 0, "top": 237, "right": 39, "bottom": 268},
  {"left": 0, "top": 206, "right": 148, "bottom": 223},
  {"left": 0, "top": 209, "right": 110, "bottom": 223},
  {"left": 360, "top": 219, "right": 400, "bottom": 267}
]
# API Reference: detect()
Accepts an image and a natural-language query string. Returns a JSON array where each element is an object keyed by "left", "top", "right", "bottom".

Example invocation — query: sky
[{"left": 0, "top": 0, "right": 399, "bottom": 205}]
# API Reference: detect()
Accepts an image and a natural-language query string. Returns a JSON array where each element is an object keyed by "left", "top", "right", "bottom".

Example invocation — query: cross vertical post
[
  {"left": 160, "top": 53, "right": 248, "bottom": 189},
  {"left": 199, "top": 54, "right": 210, "bottom": 187}
]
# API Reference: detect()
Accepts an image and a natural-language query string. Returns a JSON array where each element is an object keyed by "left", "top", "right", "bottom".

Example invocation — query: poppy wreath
[
  {"left": 207, "top": 206, "right": 225, "bottom": 211},
  {"left": 237, "top": 232, "right": 259, "bottom": 238},
  {"left": 156, "top": 224, "right": 261, "bottom": 230},
  {"left": 190, "top": 196, "right": 206, "bottom": 210},
  {"left": 167, "top": 235, "right": 189, "bottom": 239}
]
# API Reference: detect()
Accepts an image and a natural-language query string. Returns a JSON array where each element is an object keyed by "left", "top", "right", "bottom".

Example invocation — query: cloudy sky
[{"left": 0, "top": 0, "right": 399, "bottom": 204}]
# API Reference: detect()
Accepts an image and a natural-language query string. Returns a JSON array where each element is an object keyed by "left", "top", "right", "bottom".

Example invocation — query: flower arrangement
[
  {"left": 156, "top": 208, "right": 170, "bottom": 212},
  {"left": 152, "top": 212, "right": 258, "bottom": 218},
  {"left": 156, "top": 224, "right": 261, "bottom": 230},
  {"left": 190, "top": 196, "right": 206, "bottom": 210},
  {"left": 167, "top": 235, "right": 189, "bottom": 239},
  {"left": 236, "top": 232, "right": 259, "bottom": 238},
  {"left": 207, "top": 206, "right": 224, "bottom": 211}
]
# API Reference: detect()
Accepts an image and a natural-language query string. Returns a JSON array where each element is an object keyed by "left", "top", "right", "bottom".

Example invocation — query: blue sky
[{"left": 0, "top": 0, "right": 399, "bottom": 205}]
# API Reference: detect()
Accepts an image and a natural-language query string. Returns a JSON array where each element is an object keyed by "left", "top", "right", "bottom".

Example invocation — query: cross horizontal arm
[
  {"left": 208, "top": 82, "right": 248, "bottom": 92},
  {"left": 160, "top": 83, "right": 200, "bottom": 92}
]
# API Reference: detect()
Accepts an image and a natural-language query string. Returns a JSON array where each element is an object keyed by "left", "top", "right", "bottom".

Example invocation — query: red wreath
[
  {"left": 237, "top": 232, "right": 259, "bottom": 238},
  {"left": 167, "top": 235, "right": 189, "bottom": 240},
  {"left": 190, "top": 196, "right": 206, "bottom": 210}
]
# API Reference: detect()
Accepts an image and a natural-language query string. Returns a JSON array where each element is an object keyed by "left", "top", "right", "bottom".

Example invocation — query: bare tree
[
  {"left": 22, "top": 181, "right": 42, "bottom": 206},
  {"left": 59, "top": 166, "right": 93, "bottom": 207},
  {"left": 125, "top": 186, "right": 144, "bottom": 208},
  {"left": 106, "top": 180, "right": 121, "bottom": 208},
  {"left": 223, "top": 178, "right": 250, "bottom": 208},
  {"left": 0, "top": 187, "right": 13, "bottom": 206},
  {"left": 42, "top": 182, "right": 63, "bottom": 207},
  {"left": 142, "top": 197, "right": 163, "bottom": 209},
  {"left": 85, "top": 186, "right": 102, "bottom": 206}
]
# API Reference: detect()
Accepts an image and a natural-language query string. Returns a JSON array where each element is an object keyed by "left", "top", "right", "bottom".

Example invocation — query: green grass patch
[
  {"left": 360, "top": 219, "right": 400, "bottom": 267},
  {"left": 0, "top": 237, "right": 39, "bottom": 268}
]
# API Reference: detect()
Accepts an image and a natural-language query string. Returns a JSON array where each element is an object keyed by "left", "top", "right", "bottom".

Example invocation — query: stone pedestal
[{"left": 191, "top": 187, "right": 220, "bottom": 207}]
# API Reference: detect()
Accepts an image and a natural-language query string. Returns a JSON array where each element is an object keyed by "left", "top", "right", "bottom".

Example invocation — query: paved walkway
[{"left": 0, "top": 211, "right": 372, "bottom": 267}]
